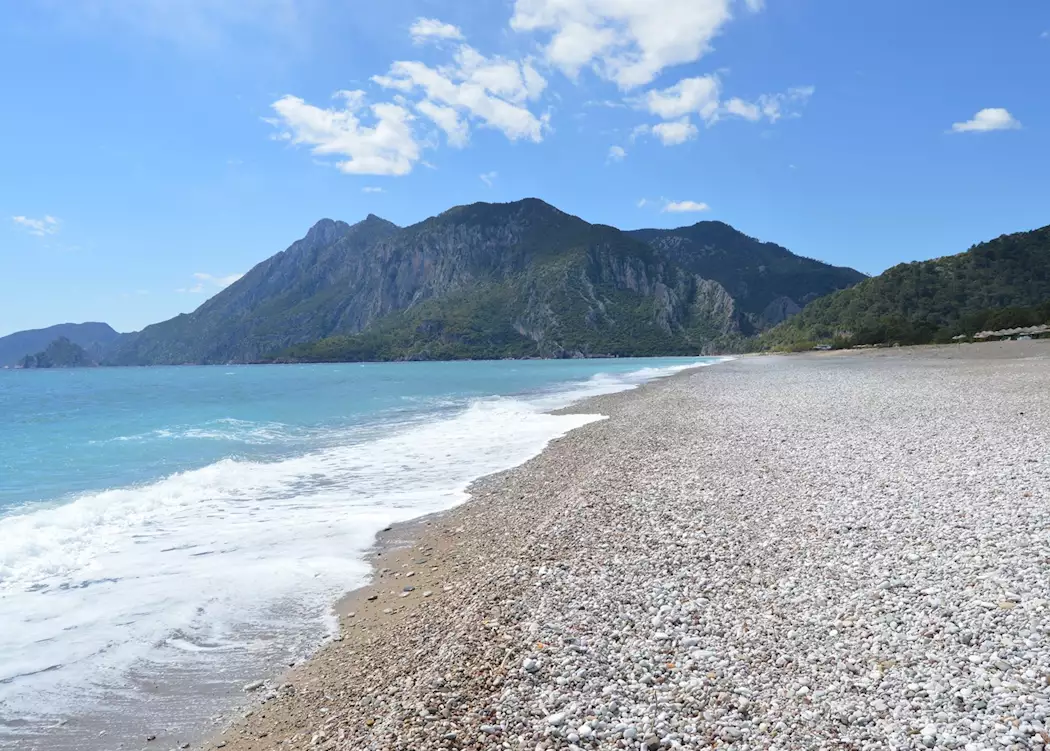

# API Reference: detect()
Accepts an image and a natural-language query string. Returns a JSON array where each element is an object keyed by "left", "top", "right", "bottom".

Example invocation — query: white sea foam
[{"left": 0, "top": 359, "right": 717, "bottom": 742}]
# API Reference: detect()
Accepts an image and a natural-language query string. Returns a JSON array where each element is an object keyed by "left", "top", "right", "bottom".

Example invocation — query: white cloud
[
  {"left": 480, "top": 171, "right": 498, "bottom": 187},
  {"left": 178, "top": 272, "right": 244, "bottom": 294},
  {"left": 415, "top": 99, "right": 470, "bottom": 147},
  {"left": 362, "top": 186, "right": 385, "bottom": 193},
  {"left": 638, "top": 79, "right": 814, "bottom": 139},
  {"left": 637, "top": 198, "right": 649, "bottom": 208},
  {"left": 373, "top": 45, "right": 549, "bottom": 145},
  {"left": 723, "top": 97, "right": 761, "bottom": 121},
  {"left": 652, "top": 119, "right": 699, "bottom": 145},
  {"left": 716, "top": 85, "right": 814, "bottom": 123},
  {"left": 630, "top": 124, "right": 652, "bottom": 142},
  {"left": 644, "top": 75, "right": 721, "bottom": 121},
  {"left": 950, "top": 108, "right": 1021, "bottom": 133},
  {"left": 663, "top": 200, "right": 710, "bottom": 213},
  {"left": 1041, "top": 30, "right": 1049, "bottom": 39},
  {"left": 749, "top": 85, "right": 815, "bottom": 122},
  {"left": 270, "top": 90, "right": 421, "bottom": 176},
  {"left": 745, "top": 0, "right": 765, "bottom": 11},
  {"left": 12, "top": 215, "right": 61, "bottom": 237},
  {"left": 608, "top": 145, "right": 627, "bottom": 162},
  {"left": 410, "top": 18, "right": 464, "bottom": 44},
  {"left": 195, "top": 272, "right": 243, "bottom": 287},
  {"left": 510, "top": 0, "right": 736, "bottom": 89}
]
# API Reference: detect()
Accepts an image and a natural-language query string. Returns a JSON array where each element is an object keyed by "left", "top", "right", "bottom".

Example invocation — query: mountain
[
  {"left": 762, "top": 224, "right": 1050, "bottom": 348},
  {"left": 105, "top": 199, "right": 863, "bottom": 365},
  {"left": 628, "top": 221, "right": 867, "bottom": 332},
  {"left": 0, "top": 322, "right": 121, "bottom": 367},
  {"left": 106, "top": 215, "right": 400, "bottom": 365},
  {"left": 18, "top": 337, "right": 97, "bottom": 368}
]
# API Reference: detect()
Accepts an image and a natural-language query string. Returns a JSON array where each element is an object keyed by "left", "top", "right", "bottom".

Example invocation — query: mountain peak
[
  {"left": 358, "top": 213, "right": 399, "bottom": 230},
  {"left": 303, "top": 218, "right": 352, "bottom": 247}
]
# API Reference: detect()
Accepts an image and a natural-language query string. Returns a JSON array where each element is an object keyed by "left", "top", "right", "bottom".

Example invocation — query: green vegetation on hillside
[
  {"left": 630, "top": 221, "right": 866, "bottom": 329},
  {"left": 99, "top": 199, "right": 858, "bottom": 365},
  {"left": 18, "top": 337, "right": 97, "bottom": 368},
  {"left": 760, "top": 225, "right": 1050, "bottom": 350}
]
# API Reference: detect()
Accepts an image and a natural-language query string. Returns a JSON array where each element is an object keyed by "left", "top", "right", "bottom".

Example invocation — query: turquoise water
[{"left": 0, "top": 358, "right": 716, "bottom": 746}]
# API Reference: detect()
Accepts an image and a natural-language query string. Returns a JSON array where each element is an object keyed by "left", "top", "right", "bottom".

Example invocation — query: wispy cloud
[
  {"left": 12, "top": 215, "right": 61, "bottom": 237},
  {"left": 637, "top": 198, "right": 650, "bottom": 208},
  {"left": 480, "top": 171, "right": 498, "bottom": 187},
  {"left": 362, "top": 186, "right": 386, "bottom": 193},
  {"left": 607, "top": 145, "right": 627, "bottom": 162},
  {"left": 177, "top": 272, "right": 244, "bottom": 294},
  {"left": 637, "top": 76, "right": 814, "bottom": 146},
  {"left": 410, "top": 18, "right": 464, "bottom": 44},
  {"left": 663, "top": 200, "right": 710, "bottom": 213},
  {"left": 950, "top": 108, "right": 1021, "bottom": 133}
]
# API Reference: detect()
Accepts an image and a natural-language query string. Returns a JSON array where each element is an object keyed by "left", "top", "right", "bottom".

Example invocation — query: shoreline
[
  {"left": 195, "top": 359, "right": 718, "bottom": 750},
  {"left": 201, "top": 341, "right": 1049, "bottom": 749}
]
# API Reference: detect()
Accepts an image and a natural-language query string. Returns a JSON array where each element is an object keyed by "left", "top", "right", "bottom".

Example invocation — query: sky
[{"left": 1, "top": 0, "right": 1047, "bottom": 336}]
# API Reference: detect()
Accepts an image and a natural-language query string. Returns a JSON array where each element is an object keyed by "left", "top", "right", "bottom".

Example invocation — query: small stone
[
  {"left": 547, "top": 712, "right": 567, "bottom": 726},
  {"left": 243, "top": 680, "right": 264, "bottom": 692},
  {"left": 523, "top": 658, "right": 540, "bottom": 673}
]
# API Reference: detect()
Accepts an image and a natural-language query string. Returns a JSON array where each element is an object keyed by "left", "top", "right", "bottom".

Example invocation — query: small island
[{"left": 18, "top": 337, "right": 98, "bottom": 369}]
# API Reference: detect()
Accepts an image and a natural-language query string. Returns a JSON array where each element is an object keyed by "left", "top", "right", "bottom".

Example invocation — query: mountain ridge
[
  {"left": 0, "top": 322, "right": 121, "bottom": 367},
  {"left": 761, "top": 223, "right": 1050, "bottom": 348},
  {"left": 628, "top": 221, "right": 867, "bottom": 332},
  {"left": 81, "top": 198, "right": 859, "bottom": 364}
]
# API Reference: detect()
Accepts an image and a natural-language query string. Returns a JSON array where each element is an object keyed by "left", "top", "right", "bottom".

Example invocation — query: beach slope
[{"left": 208, "top": 342, "right": 1050, "bottom": 750}]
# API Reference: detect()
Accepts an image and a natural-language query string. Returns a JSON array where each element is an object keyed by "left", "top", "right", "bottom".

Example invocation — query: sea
[{"left": 0, "top": 358, "right": 718, "bottom": 749}]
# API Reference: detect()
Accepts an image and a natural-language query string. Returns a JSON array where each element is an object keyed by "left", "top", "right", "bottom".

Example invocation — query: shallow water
[{"left": 0, "top": 358, "right": 717, "bottom": 749}]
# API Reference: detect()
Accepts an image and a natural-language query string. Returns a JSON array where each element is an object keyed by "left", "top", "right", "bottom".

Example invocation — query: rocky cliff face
[
  {"left": 629, "top": 222, "right": 865, "bottom": 334},
  {"left": 274, "top": 200, "right": 742, "bottom": 361},
  {"left": 107, "top": 215, "right": 400, "bottom": 364},
  {"left": 106, "top": 199, "right": 857, "bottom": 365}
]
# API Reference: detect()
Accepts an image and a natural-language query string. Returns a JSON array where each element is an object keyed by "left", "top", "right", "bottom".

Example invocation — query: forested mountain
[
  {"left": 100, "top": 199, "right": 861, "bottom": 364},
  {"left": 18, "top": 337, "right": 97, "bottom": 368},
  {"left": 629, "top": 222, "right": 866, "bottom": 332},
  {"left": 762, "top": 224, "right": 1050, "bottom": 348},
  {"left": 106, "top": 216, "right": 400, "bottom": 365},
  {"left": 0, "top": 322, "right": 121, "bottom": 366}
]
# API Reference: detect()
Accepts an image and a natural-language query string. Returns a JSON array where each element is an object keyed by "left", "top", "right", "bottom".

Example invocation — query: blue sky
[{"left": 1, "top": 0, "right": 1047, "bottom": 336}]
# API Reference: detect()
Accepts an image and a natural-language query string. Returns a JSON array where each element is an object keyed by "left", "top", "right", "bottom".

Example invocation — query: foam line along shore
[{"left": 201, "top": 342, "right": 1050, "bottom": 751}]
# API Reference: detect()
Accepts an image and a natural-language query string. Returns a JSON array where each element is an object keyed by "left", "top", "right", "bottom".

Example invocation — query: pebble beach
[{"left": 203, "top": 342, "right": 1050, "bottom": 751}]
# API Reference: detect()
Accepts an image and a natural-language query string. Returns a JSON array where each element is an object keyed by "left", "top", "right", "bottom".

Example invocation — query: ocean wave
[
  {"left": 94, "top": 418, "right": 307, "bottom": 446},
  {"left": 0, "top": 357, "right": 717, "bottom": 729}
]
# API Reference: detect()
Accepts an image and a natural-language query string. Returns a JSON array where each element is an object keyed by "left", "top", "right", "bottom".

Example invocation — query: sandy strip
[{"left": 199, "top": 341, "right": 1050, "bottom": 751}]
